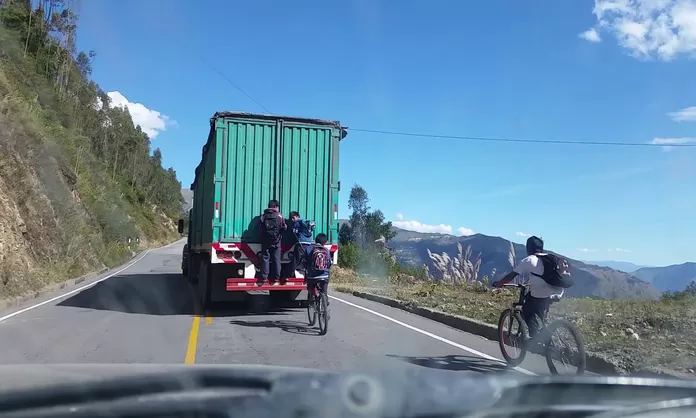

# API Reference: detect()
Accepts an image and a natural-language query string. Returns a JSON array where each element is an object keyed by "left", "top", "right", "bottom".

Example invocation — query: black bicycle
[
  {"left": 497, "top": 283, "right": 586, "bottom": 375},
  {"left": 306, "top": 279, "right": 329, "bottom": 335}
]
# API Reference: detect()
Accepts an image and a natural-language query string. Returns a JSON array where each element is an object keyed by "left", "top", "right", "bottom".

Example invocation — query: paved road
[{"left": 0, "top": 241, "right": 559, "bottom": 376}]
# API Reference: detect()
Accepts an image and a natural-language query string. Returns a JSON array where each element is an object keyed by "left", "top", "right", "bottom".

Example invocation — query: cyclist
[
  {"left": 493, "top": 236, "right": 565, "bottom": 338},
  {"left": 305, "top": 233, "right": 332, "bottom": 305}
]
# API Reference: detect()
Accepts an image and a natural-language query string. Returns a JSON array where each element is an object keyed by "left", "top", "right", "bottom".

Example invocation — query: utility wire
[
  {"left": 349, "top": 128, "right": 696, "bottom": 148},
  {"left": 199, "top": 56, "right": 273, "bottom": 114},
  {"left": 199, "top": 60, "right": 694, "bottom": 149}
]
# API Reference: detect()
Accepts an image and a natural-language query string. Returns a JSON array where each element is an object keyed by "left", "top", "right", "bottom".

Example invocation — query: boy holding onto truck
[
  {"left": 305, "top": 233, "right": 332, "bottom": 304},
  {"left": 259, "top": 200, "right": 287, "bottom": 283},
  {"left": 289, "top": 211, "right": 315, "bottom": 273}
]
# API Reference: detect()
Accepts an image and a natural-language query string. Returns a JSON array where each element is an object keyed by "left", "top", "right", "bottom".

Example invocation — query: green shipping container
[{"left": 190, "top": 112, "right": 346, "bottom": 249}]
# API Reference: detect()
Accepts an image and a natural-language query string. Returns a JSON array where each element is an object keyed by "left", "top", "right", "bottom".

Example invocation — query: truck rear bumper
[{"left": 226, "top": 278, "right": 306, "bottom": 292}]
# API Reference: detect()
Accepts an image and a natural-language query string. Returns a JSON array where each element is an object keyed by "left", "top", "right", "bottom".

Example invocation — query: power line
[
  {"left": 349, "top": 128, "right": 696, "bottom": 148},
  {"left": 199, "top": 56, "right": 273, "bottom": 114},
  {"left": 198, "top": 60, "right": 693, "bottom": 149}
]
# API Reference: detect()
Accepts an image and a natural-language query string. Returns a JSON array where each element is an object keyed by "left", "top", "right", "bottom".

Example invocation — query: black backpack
[
  {"left": 531, "top": 253, "right": 573, "bottom": 288},
  {"left": 262, "top": 209, "right": 282, "bottom": 244}
]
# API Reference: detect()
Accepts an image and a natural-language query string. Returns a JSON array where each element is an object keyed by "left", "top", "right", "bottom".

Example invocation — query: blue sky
[{"left": 74, "top": 0, "right": 696, "bottom": 267}]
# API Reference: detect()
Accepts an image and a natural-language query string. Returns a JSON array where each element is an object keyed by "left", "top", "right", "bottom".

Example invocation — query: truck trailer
[{"left": 178, "top": 112, "right": 346, "bottom": 309}]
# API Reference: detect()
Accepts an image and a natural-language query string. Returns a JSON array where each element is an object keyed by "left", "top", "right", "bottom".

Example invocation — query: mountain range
[
  {"left": 631, "top": 263, "right": 696, "bottom": 293},
  {"left": 580, "top": 260, "right": 650, "bottom": 273},
  {"left": 387, "top": 227, "right": 661, "bottom": 300}
]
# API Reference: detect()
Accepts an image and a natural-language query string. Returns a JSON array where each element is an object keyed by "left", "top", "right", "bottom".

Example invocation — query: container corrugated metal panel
[
  {"left": 278, "top": 123, "right": 336, "bottom": 242},
  {"left": 221, "top": 119, "right": 278, "bottom": 241},
  {"left": 190, "top": 112, "right": 343, "bottom": 248}
]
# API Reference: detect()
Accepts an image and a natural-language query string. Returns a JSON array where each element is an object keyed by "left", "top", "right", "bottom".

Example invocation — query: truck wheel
[
  {"left": 199, "top": 260, "right": 211, "bottom": 310},
  {"left": 188, "top": 255, "right": 198, "bottom": 284}
]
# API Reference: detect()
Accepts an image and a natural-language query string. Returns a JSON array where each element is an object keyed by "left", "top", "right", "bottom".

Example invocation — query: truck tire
[
  {"left": 198, "top": 259, "right": 211, "bottom": 310},
  {"left": 188, "top": 254, "right": 198, "bottom": 284}
]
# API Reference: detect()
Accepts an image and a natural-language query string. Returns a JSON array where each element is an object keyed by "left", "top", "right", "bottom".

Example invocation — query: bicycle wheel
[
  {"left": 307, "top": 290, "right": 317, "bottom": 326},
  {"left": 497, "top": 308, "right": 528, "bottom": 366},
  {"left": 317, "top": 290, "right": 328, "bottom": 336},
  {"left": 544, "top": 319, "right": 586, "bottom": 375}
]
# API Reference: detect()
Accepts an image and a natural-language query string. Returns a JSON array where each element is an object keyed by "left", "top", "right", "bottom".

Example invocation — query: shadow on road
[
  {"left": 57, "top": 273, "right": 197, "bottom": 315},
  {"left": 228, "top": 318, "right": 321, "bottom": 336},
  {"left": 57, "top": 272, "right": 307, "bottom": 318},
  {"left": 387, "top": 354, "right": 510, "bottom": 373}
]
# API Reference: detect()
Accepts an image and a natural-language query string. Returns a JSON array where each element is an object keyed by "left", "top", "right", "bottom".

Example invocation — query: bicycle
[
  {"left": 306, "top": 278, "right": 329, "bottom": 335},
  {"left": 497, "top": 283, "right": 586, "bottom": 375}
]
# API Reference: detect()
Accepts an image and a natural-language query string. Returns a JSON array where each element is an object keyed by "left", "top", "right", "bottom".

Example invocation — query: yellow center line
[
  {"left": 185, "top": 281, "right": 203, "bottom": 364},
  {"left": 184, "top": 315, "right": 201, "bottom": 364}
]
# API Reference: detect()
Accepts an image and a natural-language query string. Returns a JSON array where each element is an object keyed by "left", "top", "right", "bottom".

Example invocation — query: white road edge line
[
  {"left": 329, "top": 295, "right": 537, "bottom": 376},
  {"left": 0, "top": 248, "right": 157, "bottom": 323}
]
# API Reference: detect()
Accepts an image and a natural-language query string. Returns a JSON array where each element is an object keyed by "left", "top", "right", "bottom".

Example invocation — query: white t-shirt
[{"left": 513, "top": 253, "right": 565, "bottom": 299}]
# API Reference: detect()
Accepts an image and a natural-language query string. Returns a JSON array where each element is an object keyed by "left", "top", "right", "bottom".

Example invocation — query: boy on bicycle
[
  {"left": 305, "top": 233, "right": 332, "bottom": 305},
  {"left": 493, "top": 236, "right": 571, "bottom": 338}
]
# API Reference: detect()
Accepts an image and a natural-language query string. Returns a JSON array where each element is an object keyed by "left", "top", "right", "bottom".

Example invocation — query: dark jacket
[{"left": 259, "top": 207, "right": 287, "bottom": 245}]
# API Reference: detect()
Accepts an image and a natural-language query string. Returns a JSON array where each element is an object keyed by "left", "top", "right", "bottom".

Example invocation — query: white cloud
[
  {"left": 106, "top": 91, "right": 175, "bottom": 138},
  {"left": 668, "top": 106, "right": 696, "bottom": 121},
  {"left": 650, "top": 136, "right": 696, "bottom": 151},
  {"left": 609, "top": 247, "right": 632, "bottom": 253},
  {"left": 516, "top": 232, "right": 531, "bottom": 237},
  {"left": 579, "top": 28, "right": 602, "bottom": 42},
  {"left": 577, "top": 248, "right": 597, "bottom": 252},
  {"left": 395, "top": 213, "right": 404, "bottom": 221},
  {"left": 393, "top": 220, "right": 452, "bottom": 234},
  {"left": 457, "top": 227, "right": 475, "bottom": 236},
  {"left": 580, "top": 0, "right": 696, "bottom": 61}
]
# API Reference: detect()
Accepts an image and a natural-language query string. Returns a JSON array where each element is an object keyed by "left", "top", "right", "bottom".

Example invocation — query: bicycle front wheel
[
  {"left": 317, "top": 291, "right": 329, "bottom": 336},
  {"left": 544, "top": 319, "right": 586, "bottom": 375},
  {"left": 497, "top": 308, "right": 528, "bottom": 366},
  {"left": 307, "top": 292, "right": 317, "bottom": 326}
]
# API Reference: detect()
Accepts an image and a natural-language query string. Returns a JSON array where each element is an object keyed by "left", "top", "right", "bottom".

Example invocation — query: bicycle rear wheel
[
  {"left": 497, "top": 308, "right": 528, "bottom": 366},
  {"left": 317, "top": 290, "right": 328, "bottom": 336},
  {"left": 544, "top": 319, "right": 586, "bottom": 375}
]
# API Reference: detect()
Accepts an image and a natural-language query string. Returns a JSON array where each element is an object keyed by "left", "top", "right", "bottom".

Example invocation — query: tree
[
  {"left": 348, "top": 184, "right": 369, "bottom": 247},
  {"left": 338, "top": 223, "right": 354, "bottom": 246},
  {"left": 0, "top": 0, "right": 184, "bottom": 218},
  {"left": 364, "top": 209, "right": 396, "bottom": 243}
]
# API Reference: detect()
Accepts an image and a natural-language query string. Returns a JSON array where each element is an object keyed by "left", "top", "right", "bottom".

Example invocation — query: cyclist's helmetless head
[{"left": 526, "top": 236, "right": 544, "bottom": 255}]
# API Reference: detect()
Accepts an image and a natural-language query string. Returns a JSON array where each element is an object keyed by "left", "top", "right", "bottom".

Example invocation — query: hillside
[
  {"left": 582, "top": 260, "right": 650, "bottom": 273},
  {"left": 632, "top": 262, "right": 696, "bottom": 292},
  {"left": 181, "top": 188, "right": 193, "bottom": 213},
  {"left": 386, "top": 226, "right": 661, "bottom": 300},
  {"left": 0, "top": 4, "right": 181, "bottom": 299}
]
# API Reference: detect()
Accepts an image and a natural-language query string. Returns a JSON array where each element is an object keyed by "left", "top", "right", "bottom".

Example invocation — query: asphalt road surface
[{"left": 0, "top": 240, "right": 561, "bottom": 376}]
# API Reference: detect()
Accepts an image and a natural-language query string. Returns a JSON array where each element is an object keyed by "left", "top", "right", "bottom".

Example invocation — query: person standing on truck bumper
[
  {"left": 289, "top": 211, "right": 313, "bottom": 273},
  {"left": 259, "top": 200, "right": 287, "bottom": 283}
]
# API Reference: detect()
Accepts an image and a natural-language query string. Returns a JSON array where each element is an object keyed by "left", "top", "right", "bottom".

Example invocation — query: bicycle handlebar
[{"left": 500, "top": 283, "right": 528, "bottom": 288}]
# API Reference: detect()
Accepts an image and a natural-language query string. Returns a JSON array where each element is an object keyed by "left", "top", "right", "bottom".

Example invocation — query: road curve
[{"left": 0, "top": 241, "right": 558, "bottom": 376}]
